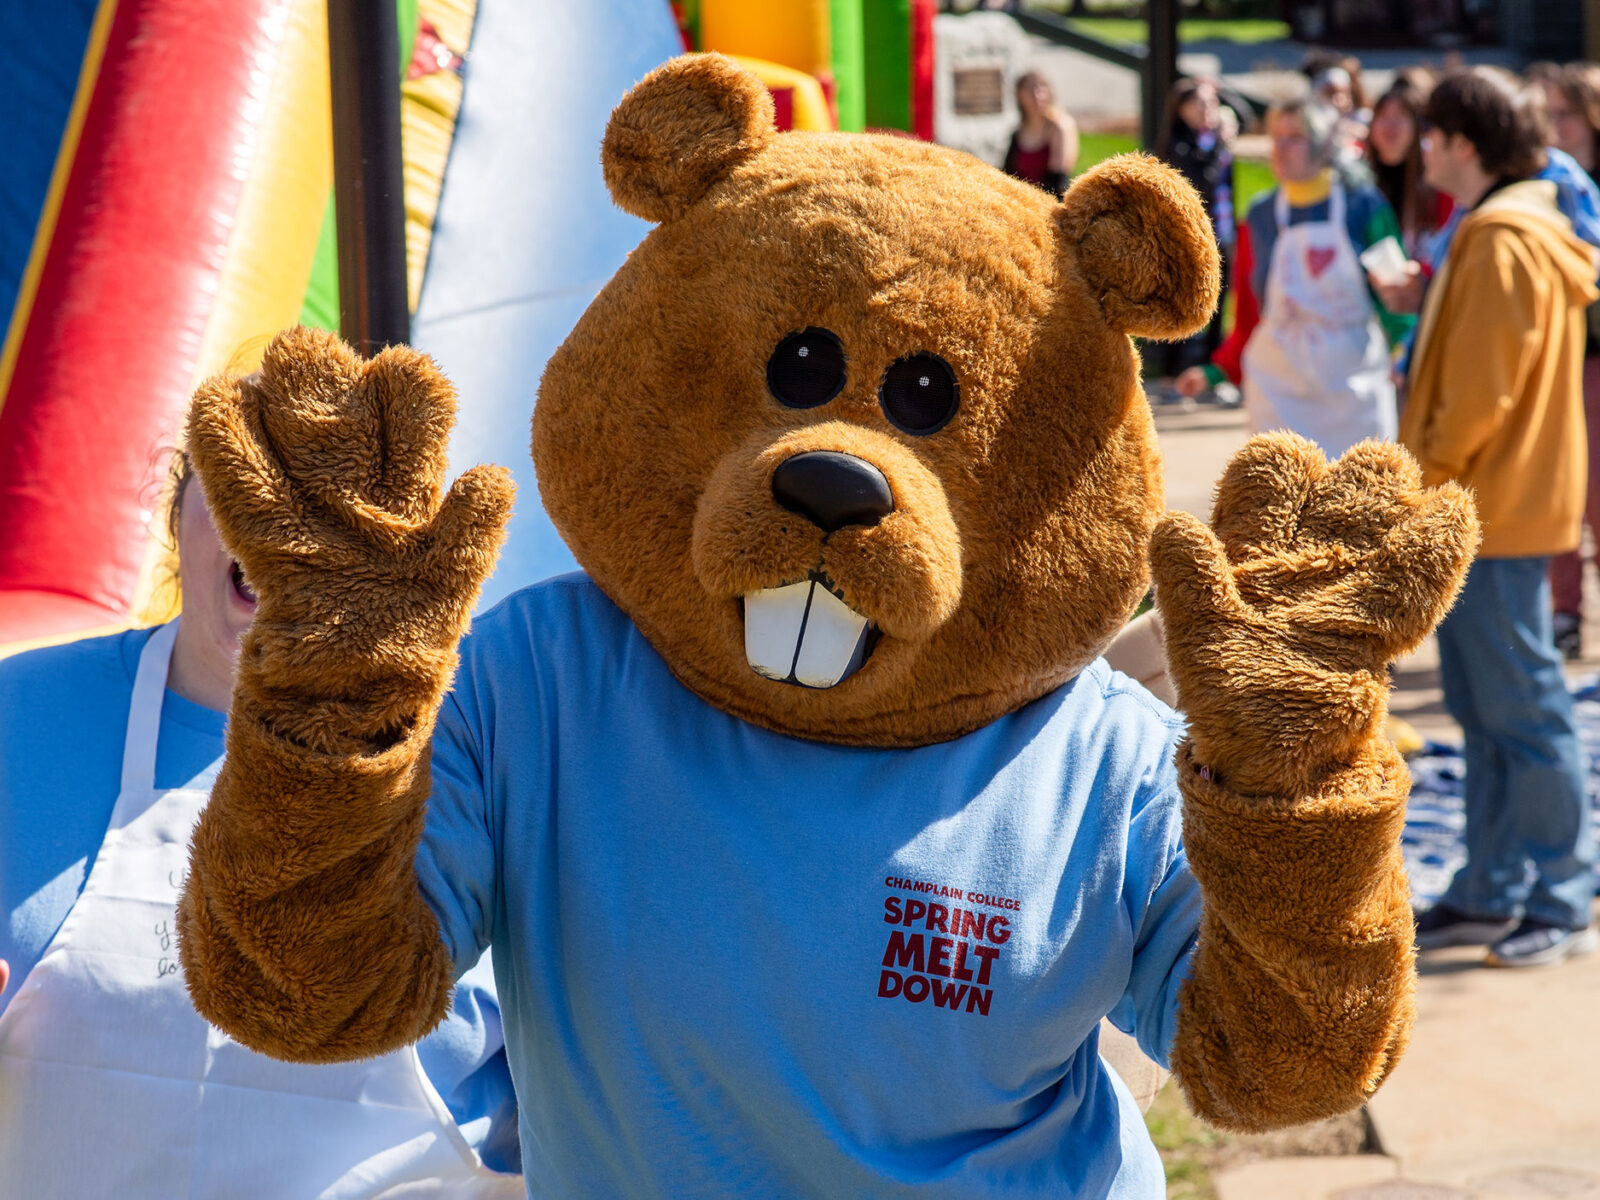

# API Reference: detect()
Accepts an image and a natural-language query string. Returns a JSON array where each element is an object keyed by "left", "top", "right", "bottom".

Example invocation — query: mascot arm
[
  {"left": 1149, "top": 433, "right": 1477, "bottom": 1132},
  {"left": 174, "top": 328, "right": 513, "bottom": 1063},
  {"left": 1100, "top": 740, "right": 1203, "bottom": 1068}
]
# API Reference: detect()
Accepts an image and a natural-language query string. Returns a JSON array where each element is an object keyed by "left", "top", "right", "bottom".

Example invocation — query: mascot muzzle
[
  {"left": 743, "top": 451, "right": 890, "bottom": 688},
  {"left": 691, "top": 423, "right": 965, "bottom": 691}
]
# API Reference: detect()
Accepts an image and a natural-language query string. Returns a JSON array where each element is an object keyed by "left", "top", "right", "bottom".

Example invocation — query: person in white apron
[
  {"left": 0, "top": 455, "right": 523, "bottom": 1198},
  {"left": 1240, "top": 175, "right": 1397, "bottom": 459},
  {"left": 1176, "top": 99, "right": 1405, "bottom": 460}
]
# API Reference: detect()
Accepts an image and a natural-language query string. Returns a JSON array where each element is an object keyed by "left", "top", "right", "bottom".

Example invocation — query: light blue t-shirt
[
  {"left": 420, "top": 575, "right": 1201, "bottom": 1198},
  {"left": 0, "top": 627, "right": 519, "bottom": 1171}
]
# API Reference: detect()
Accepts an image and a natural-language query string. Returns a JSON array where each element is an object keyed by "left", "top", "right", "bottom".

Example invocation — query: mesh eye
[
  {"left": 767, "top": 328, "right": 847, "bottom": 409},
  {"left": 879, "top": 353, "right": 959, "bottom": 435}
]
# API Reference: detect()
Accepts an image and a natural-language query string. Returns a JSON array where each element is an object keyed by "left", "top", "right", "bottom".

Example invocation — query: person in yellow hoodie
[{"left": 1402, "top": 68, "right": 1600, "bottom": 966}]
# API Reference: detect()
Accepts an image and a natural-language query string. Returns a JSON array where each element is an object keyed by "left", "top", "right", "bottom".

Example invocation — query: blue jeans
[{"left": 1435, "top": 556, "right": 1596, "bottom": 928}]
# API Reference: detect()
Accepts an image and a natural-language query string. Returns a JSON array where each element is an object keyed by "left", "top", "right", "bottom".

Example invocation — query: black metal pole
[
  {"left": 328, "top": 0, "right": 410, "bottom": 354},
  {"left": 1141, "top": 0, "right": 1180, "bottom": 151}
]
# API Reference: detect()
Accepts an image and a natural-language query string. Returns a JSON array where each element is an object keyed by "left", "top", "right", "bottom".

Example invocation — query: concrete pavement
[{"left": 1151, "top": 398, "right": 1251, "bottom": 521}]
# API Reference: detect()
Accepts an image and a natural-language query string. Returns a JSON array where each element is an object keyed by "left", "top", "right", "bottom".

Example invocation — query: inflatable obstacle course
[
  {"left": 1, "top": 0, "right": 965, "bottom": 649},
  {"left": 0, "top": 0, "right": 685, "bottom": 647},
  {"left": 0, "top": 0, "right": 336, "bottom": 646},
  {"left": 681, "top": 0, "right": 935, "bottom": 138}
]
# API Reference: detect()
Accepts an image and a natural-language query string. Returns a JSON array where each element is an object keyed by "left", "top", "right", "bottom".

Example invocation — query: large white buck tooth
[
  {"left": 744, "top": 582, "right": 813, "bottom": 682},
  {"left": 792, "top": 584, "right": 870, "bottom": 687},
  {"left": 743, "top": 580, "right": 871, "bottom": 689}
]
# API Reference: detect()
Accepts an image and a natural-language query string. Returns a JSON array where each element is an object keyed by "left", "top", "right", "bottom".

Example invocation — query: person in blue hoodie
[{"left": 1538, "top": 65, "right": 1600, "bottom": 658}]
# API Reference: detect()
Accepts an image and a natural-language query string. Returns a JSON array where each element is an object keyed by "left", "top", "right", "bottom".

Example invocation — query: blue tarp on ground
[{"left": 1406, "top": 678, "right": 1600, "bottom": 907}]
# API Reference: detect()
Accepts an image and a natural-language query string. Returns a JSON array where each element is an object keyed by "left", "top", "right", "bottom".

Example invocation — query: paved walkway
[{"left": 1152, "top": 401, "right": 1600, "bottom": 1200}]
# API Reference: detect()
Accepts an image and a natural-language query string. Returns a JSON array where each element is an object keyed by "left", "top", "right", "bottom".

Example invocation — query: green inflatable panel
[
  {"left": 861, "top": 0, "right": 909, "bottom": 132},
  {"left": 831, "top": 0, "right": 865, "bottom": 133}
]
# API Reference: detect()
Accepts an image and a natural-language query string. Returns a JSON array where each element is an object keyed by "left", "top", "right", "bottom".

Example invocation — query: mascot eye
[
  {"left": 767, "top": 328, "right": 848, "bottom": 409},
  {"left": 879, "top": 353, "right": 959, "bottom": 435}
]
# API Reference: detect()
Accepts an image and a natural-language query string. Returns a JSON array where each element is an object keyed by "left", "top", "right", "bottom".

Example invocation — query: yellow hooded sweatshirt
[{"left": 1401, "top": 179, "right": 1600, "bottom": 558}]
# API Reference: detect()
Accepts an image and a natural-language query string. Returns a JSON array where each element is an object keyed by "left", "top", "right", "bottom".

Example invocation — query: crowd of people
[
  {"left": 1007, "top": 57, "right": 1600, "bottom": 968},
  {"left": 1397, "top": 68, "right": 1597, "bottom": 966}
]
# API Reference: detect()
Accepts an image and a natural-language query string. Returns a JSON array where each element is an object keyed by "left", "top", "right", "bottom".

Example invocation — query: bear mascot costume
[{"left": 178, "top": 55, "right": 1477, "bottom": 1197}]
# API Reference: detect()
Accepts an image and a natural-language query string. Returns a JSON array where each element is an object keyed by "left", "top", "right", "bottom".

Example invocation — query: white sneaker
[{"left": 1486, "top": 920, "right": 1599, "bottom": 968}]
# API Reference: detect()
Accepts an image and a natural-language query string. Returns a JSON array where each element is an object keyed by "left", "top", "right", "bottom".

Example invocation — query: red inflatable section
[
  {"left": 910, "top": 0, "right": 935, "bottom": 142},
  {"left": 0, "top": 0, "right": 290, "bottom": 643}
]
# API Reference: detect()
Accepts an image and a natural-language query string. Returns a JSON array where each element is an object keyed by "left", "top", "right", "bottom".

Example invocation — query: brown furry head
[{"left": 533, "top": 54, "right": 1219, "bottom": 747}]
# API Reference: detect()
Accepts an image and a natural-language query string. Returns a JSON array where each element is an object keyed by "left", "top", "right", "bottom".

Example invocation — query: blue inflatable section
[
  {"left": 1, "top": 1, "right": 100, "bottom": 338},
  {"left": 413, "top": 0, "right": 683, "bottom": 606}
]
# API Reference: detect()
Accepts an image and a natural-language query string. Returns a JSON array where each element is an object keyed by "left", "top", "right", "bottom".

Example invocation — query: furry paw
[
  {"left": 1150, "top": 433, "right": 1477, "bottom": 794},
  {"left": 186, "top": 327, "right": 514, "bottom": 667}
]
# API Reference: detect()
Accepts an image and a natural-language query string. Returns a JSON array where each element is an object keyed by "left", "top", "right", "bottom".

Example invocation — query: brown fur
[
  {"left": 180, "top": 55, "right": 1479, "bottom": 1139},
  {"left": 534, "top": 56, "right": 1215, "bottom": 746},
  {"left": 177, "top": 328, "right": 513, "bottom": 1058},
  {"left": 1152, "top": 435, "right": 1477, "bottom": 1128}
]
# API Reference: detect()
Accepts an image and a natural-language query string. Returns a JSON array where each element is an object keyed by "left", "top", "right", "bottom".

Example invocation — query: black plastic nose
[{"left": 771, "top": 451, "right": 895, "bottom": 533}]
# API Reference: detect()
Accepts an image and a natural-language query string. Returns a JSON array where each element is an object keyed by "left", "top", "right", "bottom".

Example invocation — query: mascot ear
[
  {"left": 1056, "top": 154, "right": 1221, "bottom": 340},
  {"left": 602, "top": 54, "right": 776, "bottom": 224}
]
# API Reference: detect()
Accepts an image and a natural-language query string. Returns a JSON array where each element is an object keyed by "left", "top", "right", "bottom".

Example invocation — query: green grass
[
  {"left": 1058, "top": 16, "right": 1290, "bottom": 44},
  {"left": 1234, "top": 158, "right": 1273, "bottom": 216},
  {"left": 1145, "top": 1083, "right": 1223, "bottom": 1200},
  {"left": 1077, "top": 131, "right": 1141, "bottom": 171}
]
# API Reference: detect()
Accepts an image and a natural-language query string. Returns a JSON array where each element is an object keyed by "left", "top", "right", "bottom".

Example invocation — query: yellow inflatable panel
[
  {"left": 401, "top": 0, "right": 478, "bottom": 309},
  {"left": 132, "top": 0, "right": 333, "bottom": 627},
  {"left": 728, "top": 55, "right": 833, "bottom": 132},
  {"left": 190, "top": 0, "right": 331, "bottom": 386},
  {"left": 700, "top": 0, "right": 831, "bottom": 78}
]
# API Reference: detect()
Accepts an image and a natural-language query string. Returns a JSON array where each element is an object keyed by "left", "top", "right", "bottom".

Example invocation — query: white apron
[
  {"left": 0, "top": 621, "right": 523, "bottom": 1199},
  {"left": 1241, "top": 179, "right": 1396, "bottom": 459}
]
